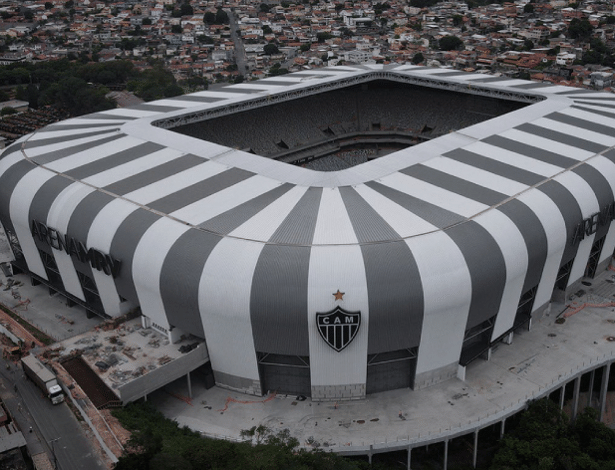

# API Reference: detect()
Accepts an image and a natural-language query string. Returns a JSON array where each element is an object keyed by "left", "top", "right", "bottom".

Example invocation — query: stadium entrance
[{"left": 257, "top": 353, "right": 311, "bottom": 396}]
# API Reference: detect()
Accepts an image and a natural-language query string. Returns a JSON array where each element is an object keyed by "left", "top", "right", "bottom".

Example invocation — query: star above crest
[{"left": 333, "top": 289, "right": 345, "bottom": 301}]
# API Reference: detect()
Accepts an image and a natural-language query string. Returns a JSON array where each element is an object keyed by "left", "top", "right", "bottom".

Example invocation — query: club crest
[{"left": 316, "top": 306, "right": 361, "bottom": 352}]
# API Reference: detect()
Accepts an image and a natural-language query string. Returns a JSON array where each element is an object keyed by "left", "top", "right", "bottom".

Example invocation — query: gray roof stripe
[
  {"left": 268, "top": 187, "right": 323, "bottom": 245},
  {"left": 66, "top": 191, "right": 116, "bottom": 282},
  {"left": 104, "top": 153, "right": 206, "bottom": 196},
  {"left": 24, "top": 128, "right": 119, "bottom": 149},
  {"left": 159, "top": 229, "right": 221, "bottom": 339},
  {"left": 250, "top": 188, "right": 323, "bottom": 356},
  {"left": 250, "top": 245, "right": 311, "bottom": 355},
  {"left": 447, "top": 221, "right": 506, "bottom": 331},
  {"left": 516, "top": 122, "right": 607, "bottom": 153},
  {"left": 110, "top": 209, "right": 162, "bottom": 303},
  {"left": 213, "top": 87, "right": 267, "bottom": 94},
  {"left": 572, "top": 164, "right": 614, "bottom": 240},
  {"left": 165, "top": 95, "right": 225, "bottom": 103},
  {"left": 0, "top": 160, "right": 35, "bottom": 235},
  {"left": 28, "top": 176, "right": 74, "bottom": 227},
  {"left": 511, "top": 82, "right": 553, "bottom": 89},
  {"left": 467, "top": 76, "right": 512, "bottom": 83},
  {"left": 199, "top": 183, "right": 294, "bottom": 234},
  {"left": 65, "top": 141, "right": 165, "bottom": 180},
  {"left": 0, "top": 142, "right": 21, "bottom": 160},
  {"left": 339, "top": 186, "right": 424, "bottom": 353},
  {"left": 571, "top": 95, "right": 615, "bottom": 100},
  {"left": 339, "top": 186, "right": 399, "bottom": 243},
  {"left": 571, "top": 104, "right": 615, "bottom": 119},
  {"left": 538, "top": 180, "right": 582, "bottom": 265},
  {"left": 555, "top": 89, "right": 600, "bottom": 95},
  {"left": 147, "top": 167, "right": 254, "bottom": 214},
  {"left": 130, "top": 103, "right": 184, "bottom": 112},
  {"left": 365, "top": 181, "right": 465, "bottom": 229},
  {"left": 443, "top": 148, "right": 543, "bottom": 186},
  {"left": 31, "top": 134, "right": 126, "bottom": 165},
  {"left": 37, "top": 122, "right": 122, "bottom": 132},
  {"left": 482, "top": 135, "right": 577, "bottom": 168},
  {"left": 573, "top": 101, "right": 615, "bottom": 110},
  {"left": 77, "top": 113, "right": 137, "bottom": 121},
  {"left": 497, "top": 199, "right": 547, "bottom": 293},
  {"left": 547, "top": 111, "right": 615, "bottom": 138},
  {"left": 400, "top": 164, "right": 507, "bottom": 206}
]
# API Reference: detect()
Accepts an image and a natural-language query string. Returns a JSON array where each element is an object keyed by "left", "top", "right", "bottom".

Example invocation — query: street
[{"left": 0, "top": 356, "right": 106, "bottom": 470}]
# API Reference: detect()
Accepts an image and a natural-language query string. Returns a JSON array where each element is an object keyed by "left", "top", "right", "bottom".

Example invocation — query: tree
[
  {"left": 300, "top": 43, "right": 310, "bottom": 52},
  {"left": 491, "top": 399, "right": 615, "bottom": 470},
  {"left": 44, "top": 2, "right": 53, "bottom": 9},
  {"left": 524, "top": 3, "right": 534, "bottom": 13},
  {"left": 24, "top": 10, "right": 34, "bottom": 20},
  {"left": 142, "top": 17, "right": 152, "bottom": 25},
  {"left": 452, "top": 14, "right": 463, "bottom": 26},
  {"left": 439, "top": 35, "right": 463, "bottom": 51},
  {"left": 568, "top": 18, "right": 593, "bottom": 40},
  {"left": 260, "top": 3, "right": 270, "bottom": 12},
  {"left": 263, "top": 43, "right": 279, "bottom": 55},
  {"left": 215, "top": 8, "right": 229, "bottom": 24},
  {"left": 412, "top": 52, "right": 424, "bottom": 64},
  {"left": 180, "top": 3, "right": 193, "bottom": 16},
  {"left": 262, "top": 25, "right": 272, "bottom": 34},
  {"left": 203, "top": 11, "right": 215, "bottom": 24},
  {"left": 64, "top": 0, "right": 74, "bottom": 8}
]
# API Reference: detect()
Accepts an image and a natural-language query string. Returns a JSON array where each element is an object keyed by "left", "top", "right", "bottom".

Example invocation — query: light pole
[{"left": 49, "top": 437, "right": 61, "bottom": 470}]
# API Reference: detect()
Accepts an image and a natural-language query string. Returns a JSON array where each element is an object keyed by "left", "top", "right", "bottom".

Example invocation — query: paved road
[
  {"left": 226, "top": 9, "right": 248, "bottom": 76},
  {"left": 0, "top": 357, "right": 106, "bottom": 470}
]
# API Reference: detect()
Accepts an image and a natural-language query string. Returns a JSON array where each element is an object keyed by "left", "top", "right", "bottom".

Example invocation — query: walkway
[{"left": 151, "top": 268, "right": 615, "bottom": 455}]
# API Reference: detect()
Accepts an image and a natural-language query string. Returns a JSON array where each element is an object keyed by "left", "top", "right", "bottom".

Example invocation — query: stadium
[{"left": 1, "top": 64, "right": 615, "bottom": 403}]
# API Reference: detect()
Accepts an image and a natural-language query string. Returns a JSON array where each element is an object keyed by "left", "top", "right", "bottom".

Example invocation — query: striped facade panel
[
  {"left": 496, "top": 199, "right": 548, "bottom": 294},
  {"left": 46, "top": 184, "right": 96, "bottom": 301},
  {"left": 587, "top": 157, "right": 615, "bottom": 265},
  {"left": 445, "top": 221, "right": 506, "bottom": 331},
  {"left": 87, "top": 199, "right": 141, "bottom": 316},
  {"left": 10, "top": 167, "right": 59, "bottom": 280},
  {"left": 471, "top": 210, "right": 527, "bottom": 341},
  {"left": 159, "top": 229, "right": 224, "bottom": 338},
  {"left": 411, "top": 231, "right": 471, "bottom": 378},
  {"left": 66, "top": 191, "right": 116, "bottom": 283},
  {"left": 199, "top": 186, "right": 312, "bottom": 388},
  {"left": 132, "top": 218, "right": 191, "bottom": 330},
  {"left": 250, "top": 187, "right": 322, "bottom": 356},
  {"left": 515, "top": 190, "right": 567, "bottom": 311},
  {"left": 339, "top": 186, "right": 424, "bottom": 354},
  {"left": 551, "top": 172, "right": 600, "bottom": 286},
  {"left": 308, "top": 189, "right": 368, "bottom": 391},
  {"left": 110, "top": 209, "right": 162, "bottom": 303},
  {"left": 538, "top": 181, "right": 583, "bottom": 267}
]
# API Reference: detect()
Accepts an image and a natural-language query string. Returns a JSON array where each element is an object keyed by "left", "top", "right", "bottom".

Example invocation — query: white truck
[{"left": 21, "top": 355, "right": 64, "bottom": 405}]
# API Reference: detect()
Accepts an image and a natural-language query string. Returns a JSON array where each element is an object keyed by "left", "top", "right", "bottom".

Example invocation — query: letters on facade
[{"left": 30, "top": 220, "right": 121, "bottom": 278}]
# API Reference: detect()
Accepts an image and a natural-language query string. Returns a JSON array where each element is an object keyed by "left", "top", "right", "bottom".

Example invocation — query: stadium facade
[{"left": 1, "top": 65, "right": 615, "bottom": 401}]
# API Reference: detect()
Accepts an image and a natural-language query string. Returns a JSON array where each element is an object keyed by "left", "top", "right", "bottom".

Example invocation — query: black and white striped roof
[{"left": 2, "top": 65, "right": 615, "bottom": 384}]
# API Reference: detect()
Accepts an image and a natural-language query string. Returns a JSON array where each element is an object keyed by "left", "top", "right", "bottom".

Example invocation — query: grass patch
[{"left": 0, "top": 303, "right": 54, "bottom": 345}]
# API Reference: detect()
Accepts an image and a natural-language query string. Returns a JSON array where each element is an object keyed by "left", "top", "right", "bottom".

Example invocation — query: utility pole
[{"left": 49, "top": 437, "right": 61, "bottom": 470}]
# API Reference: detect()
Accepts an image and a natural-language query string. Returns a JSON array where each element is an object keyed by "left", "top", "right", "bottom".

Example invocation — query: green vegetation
[
  {"left": 490, "top": 398, "right": 615, "bottom": 470},
  {"left": 439, "top": 35, "right": 463, "bottom": 51},
  {"left": 0, "top": 59, "right": 188, "bottom": 117},
  {"left": 112, "top": 402, "right": 382, "bottom": 470}
]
